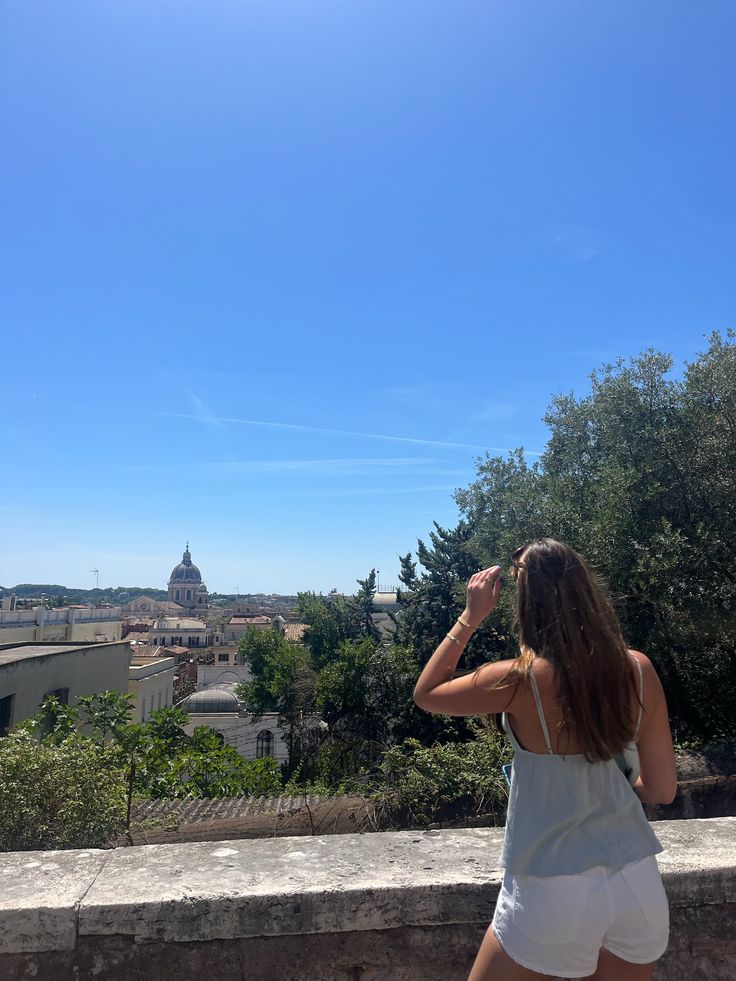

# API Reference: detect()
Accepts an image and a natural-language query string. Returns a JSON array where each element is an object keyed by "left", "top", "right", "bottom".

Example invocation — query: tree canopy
[{"left": 449, "top": 331, "right": 736, "bottom": 740}]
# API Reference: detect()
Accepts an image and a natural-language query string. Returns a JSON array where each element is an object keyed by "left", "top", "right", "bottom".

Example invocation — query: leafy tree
[
  {"left": 120, "top": 706, "right": 282, "bottom": 799},
  {"left": 234, "top": 627, "right": 317, "bottom": 773},
  {"left": 34, "top": 694, "right": 79, "bottom": 743},
  {"left": 297, "top": 590, "right": 364, "bottom": 667},
  {"left": 454, "top": 331, "right": 736, "bottom": 741},
  {"left": 312, "top": 638, "right": 427, "bottom": 783},
  {"left": 395, "top": 520, "right": 508, "bottom": 664},
  {"left": 77, "top": 690, "right": 134, "bottom": 742},
  {"left": 392, "top": 521, "right": 512, "bottom": 748},
  {"left": 235, "top": 627, "right": 316, "bottom": 718}
]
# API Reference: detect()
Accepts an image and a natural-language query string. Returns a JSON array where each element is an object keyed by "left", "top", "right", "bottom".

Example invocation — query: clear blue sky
[{"left": 1, "top": 1, "right": 734, "bottom": 594}]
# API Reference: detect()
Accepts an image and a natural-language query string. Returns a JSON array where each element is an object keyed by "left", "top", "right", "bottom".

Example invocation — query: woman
[{"left": 413, "top": 539, "right": 677, "bottom": 981}]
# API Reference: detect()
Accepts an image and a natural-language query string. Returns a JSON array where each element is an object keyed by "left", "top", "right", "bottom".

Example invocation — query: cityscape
[
  {"left": 0, "top": 542, "right": 399, "bottom": 761},
  {"left": 1, "top": 1, "right": 734, "bottom": 978}
]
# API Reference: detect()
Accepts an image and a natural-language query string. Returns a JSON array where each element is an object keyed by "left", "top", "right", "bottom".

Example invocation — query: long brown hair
[{"left": 489, "top": 539, "right": 640, "bottom": 762}]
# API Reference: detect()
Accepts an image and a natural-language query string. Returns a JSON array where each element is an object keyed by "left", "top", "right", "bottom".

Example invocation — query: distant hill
[
  {"left": 0, "top": 584, "right": 168, "bottom": 604},
  {"left": 0, "top": 585, "right": 298, "bottom": 606}
]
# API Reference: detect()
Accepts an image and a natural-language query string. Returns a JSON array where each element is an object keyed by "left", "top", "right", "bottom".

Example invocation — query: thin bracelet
[
  {"left": 457, "top": 615, "right": 472, "bottom": 629},
  {"left": 446, "top": 631, "right": 463, "bottom": 645}
]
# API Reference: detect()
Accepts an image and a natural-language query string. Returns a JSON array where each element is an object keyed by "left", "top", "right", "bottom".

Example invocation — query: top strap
[
  {"left": 631, "top": 654, "right": 644, "bottom": 740},
  {"left": 528, "top": 665, "right": 555, "bottom": 755}
]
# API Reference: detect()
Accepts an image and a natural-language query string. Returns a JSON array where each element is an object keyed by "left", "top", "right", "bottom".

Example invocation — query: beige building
[
  {"left": 0, "top": 641, "right": 130, "bottom": 736},
  {"left": 0, "top": 607, "right": 122, "bottom": 646},
  {"left": 149, "top": 616, "right": 215, "bottom": 649},
  {"left": 123, "top": 596, "right": 184, "bottom": 616},
  {"left": 225, "top": 615, "right": 284, "bottom": 646},
  {"left": 128, "top": 653, "right": 176, "bottom": 723}
]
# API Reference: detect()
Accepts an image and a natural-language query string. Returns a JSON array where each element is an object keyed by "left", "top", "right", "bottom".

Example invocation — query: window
[
  {"left": 256, "top": 730, "right": 274, "bottom": 759},
  {"left": 45, "top": 688, "right": 69, "bottom": 705},
  {"left": 142, "top": 697, "right": 147, "bottom": 721},
  {"left": 218, "top": 651, "right": 229, "bottom": 662},
  {"left": 186, "top": 590, "right": 192, "bottom": 601},
  {"left": 0, "top": 694, "right": 14, "bottom": 737}
]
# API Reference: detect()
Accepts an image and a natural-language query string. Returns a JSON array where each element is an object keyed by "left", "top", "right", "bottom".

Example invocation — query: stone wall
[{"left": 1, "top": 818, "right": 734, "bottom": 980}]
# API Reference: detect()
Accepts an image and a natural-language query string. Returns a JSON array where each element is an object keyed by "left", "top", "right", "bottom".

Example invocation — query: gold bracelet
[
  {"left": 446, "top": 631, "right": 462, "bottom": 645},
  {"left": 457, "top": 615, "right": 472, "bottom": 629}
]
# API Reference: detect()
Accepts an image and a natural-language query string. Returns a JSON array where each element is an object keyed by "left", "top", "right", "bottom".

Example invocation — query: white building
[
  {"left": 179, "top": 687, "right": 288, "bottom": 763},
  {"left": 149, "top": 616, "right": 215, "bottom": 649},
  {"left": 225, "top": 615, "right": 284, "bottom": 646},
  {"left": 0, "top": 607, "right": 123, "bottom": 646},
  {"left": 197, "top": 661, "right": 252, "bottom": 689},
  {"left": 123, "top": 596, "right": 184, "bottom": 617},
  {"left": 128, "top": 653, "right": 176, "bottom": 723}
]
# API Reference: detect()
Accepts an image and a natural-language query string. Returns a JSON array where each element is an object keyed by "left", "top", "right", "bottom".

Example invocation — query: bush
[
  {"left": 0, "top": 730, "right": 127, "bottom": 851},
  {"left": 127, "top": 709, "right": 285, "bottom": 800},
  {"left": 371, "top": 718, "right": 512, "bottom": 826}
]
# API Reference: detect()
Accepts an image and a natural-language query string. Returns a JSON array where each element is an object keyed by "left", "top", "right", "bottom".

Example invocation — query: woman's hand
[{"left": 463, "top": 566, "right": 502, "bottom": 630}]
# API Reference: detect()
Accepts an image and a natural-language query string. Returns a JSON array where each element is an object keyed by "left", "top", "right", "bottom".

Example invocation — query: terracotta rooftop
[
  {"left": 128, "top": 643, "right": 163, "bottom": 658},
  {"left": 284, "top": 623, "right": 307, "bottom": 642}
]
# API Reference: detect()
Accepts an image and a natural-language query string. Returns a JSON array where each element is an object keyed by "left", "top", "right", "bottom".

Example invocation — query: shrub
[
  {"left": 371, "top": 718, "right": 512, "bottom": 826},
  {"left": 0, "top": 730, "right": 127, "bottom": 851}
]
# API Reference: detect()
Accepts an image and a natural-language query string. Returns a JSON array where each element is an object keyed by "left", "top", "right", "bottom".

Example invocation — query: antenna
[{"left": 90, "top": 568, "right": 100, "bottom": 589}]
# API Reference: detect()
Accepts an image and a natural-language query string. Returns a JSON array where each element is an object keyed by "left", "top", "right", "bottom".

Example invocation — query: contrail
[{"left": 155, "top": 412, "right": 541, "bottom": 455}]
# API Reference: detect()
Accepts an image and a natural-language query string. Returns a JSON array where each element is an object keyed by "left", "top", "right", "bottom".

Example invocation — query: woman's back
[
  {"left": 501, "top": 658, "right": 661, "bottom": 877},
  {"left": 506, "top": 649, "right": 677, "bottom": 805},
  {"left": 507, "top": 651, "right": 642, "bottom": 756}
]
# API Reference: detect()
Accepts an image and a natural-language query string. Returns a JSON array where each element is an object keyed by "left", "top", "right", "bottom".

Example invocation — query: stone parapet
[{"left": 0, "top": 818, "right": 734, "bottom": 980}]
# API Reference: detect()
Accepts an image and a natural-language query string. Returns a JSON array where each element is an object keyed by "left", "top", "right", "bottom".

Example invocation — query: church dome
[
  {"left": 169, "top": 544, "right": 203, "bottom": 584},
  {"left": 181, "top": 688, "right": 240, "bottom": 714}
]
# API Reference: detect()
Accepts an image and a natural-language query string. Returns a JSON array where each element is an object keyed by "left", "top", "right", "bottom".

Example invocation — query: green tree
[
  {"left": 312, "top": 637, "right": 429, "bottom": 784},
  {"left": 454, "top": 331, "right": 736, "bottom": 741},
  {"left": 127, "top": 706, "right": 283, "bottom": 800},
  {"left": 234, "top": 627, "right": 317, "bottom": 773},
  {"left": 355, "top": 569, "right": 381, "bottom": 641},
  {"left": 235, "top": 627, "right": 316, "bottom": 717},
  {"left": 297, "top": 590, "right": 365, "bottom": 667},
  {"left": 77, "top": 690, "right": 134, "bottom": 743}
]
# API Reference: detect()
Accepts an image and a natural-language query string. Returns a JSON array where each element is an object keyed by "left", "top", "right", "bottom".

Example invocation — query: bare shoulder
[
  {"left": 476, "top": 656, "right": 524, "bottom": 686},
  {"left": 628, "top": 649, "right": 665, "bottom": 699}
]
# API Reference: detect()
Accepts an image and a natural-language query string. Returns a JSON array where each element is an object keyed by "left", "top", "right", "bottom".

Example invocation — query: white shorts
[{"left": 491, "top": 855, "right": 669, "bottom": 978}]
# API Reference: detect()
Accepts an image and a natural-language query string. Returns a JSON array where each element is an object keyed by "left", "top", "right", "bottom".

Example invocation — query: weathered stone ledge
[{"left": 1, "top": 818, "right": 735, "bottom": 980}]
